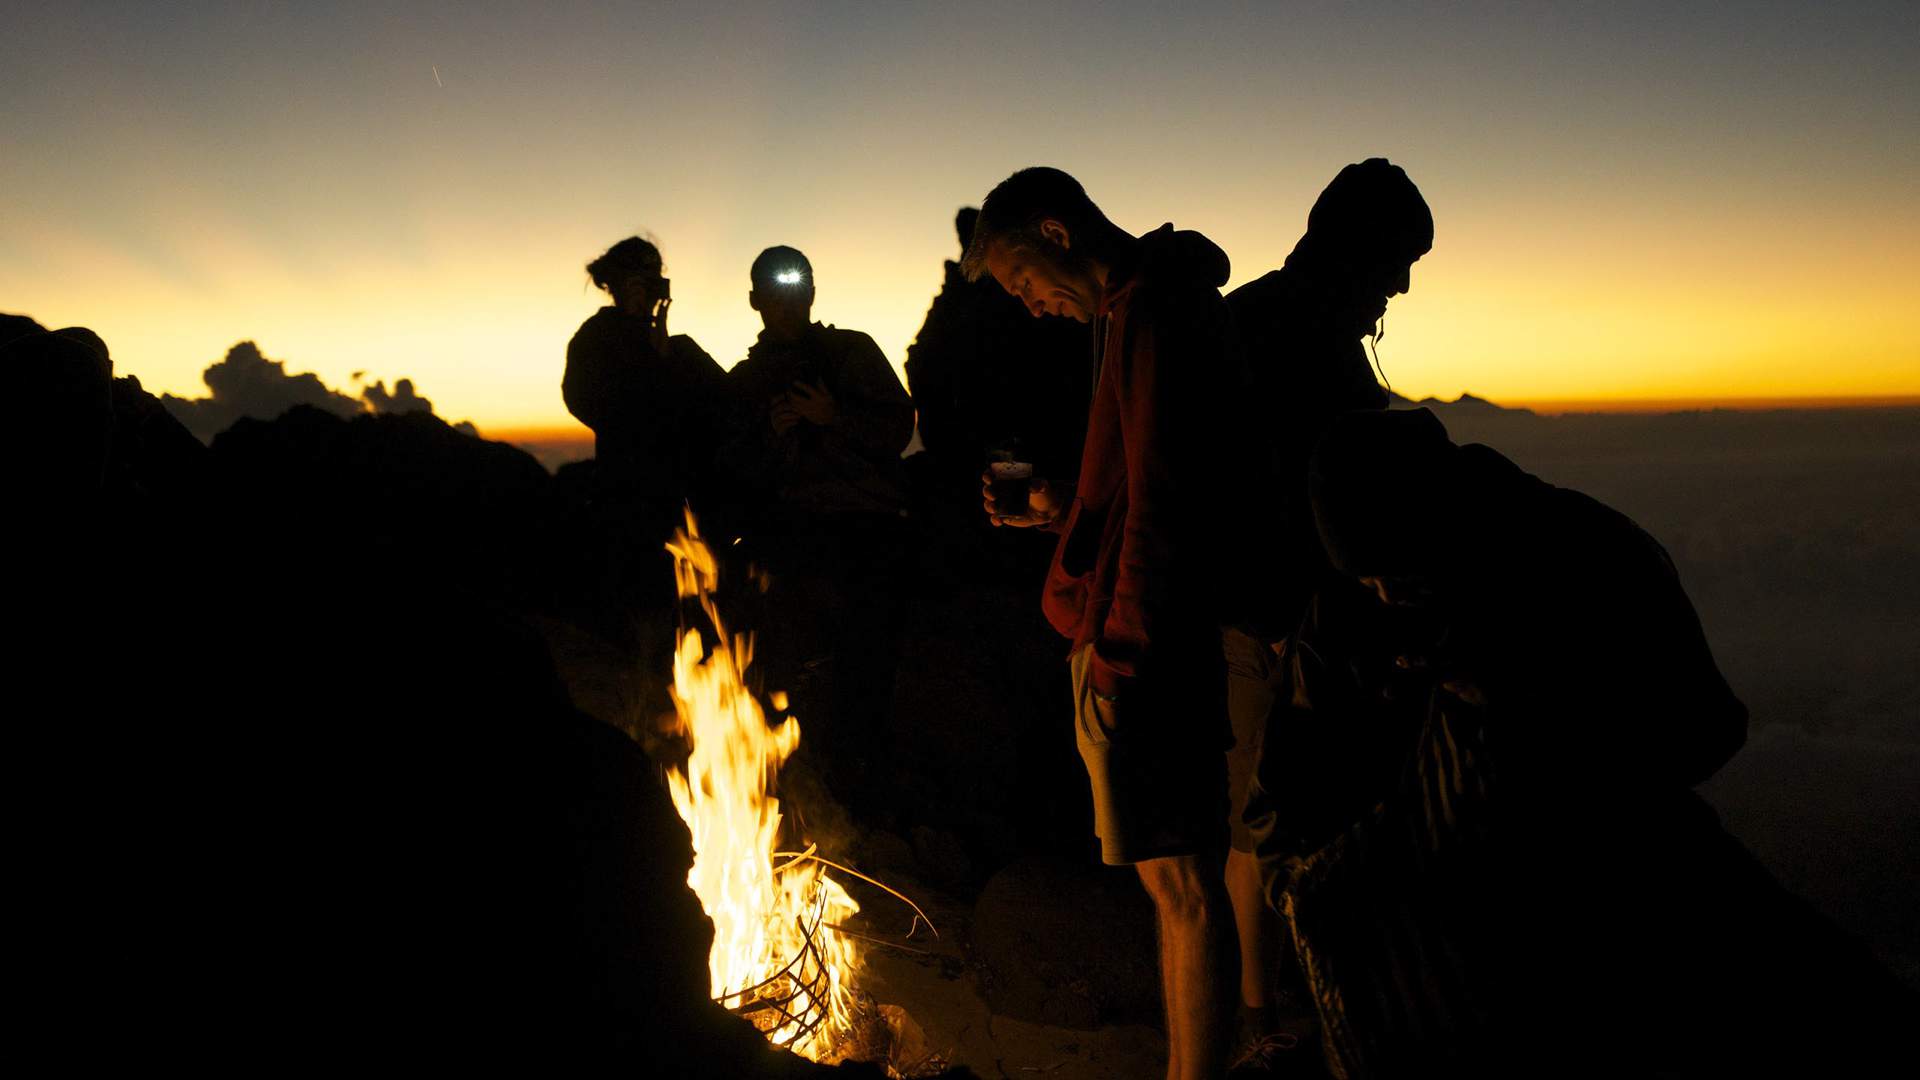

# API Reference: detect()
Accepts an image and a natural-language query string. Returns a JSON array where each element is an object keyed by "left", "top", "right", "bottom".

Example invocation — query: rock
[
  {"left": 2, "top": 328, "right": 114, "bottom": 494},
  {"left": 110, "top": 374, "right": 210, "bottom": 502},
  {"left": 857, "top": 828, "right": 920, "bottom": 881},
  {"left": 911, "top": 825, "right": 973, "bottom": 887},
  {"left": 0, "top": 311, "right": 46, "bottom": 345},
  {"left": 207, "top": 404, "right": 555, "bottom": 605}
]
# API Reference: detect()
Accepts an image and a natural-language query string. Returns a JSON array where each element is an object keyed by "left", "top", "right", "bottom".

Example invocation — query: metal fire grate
[{"left": 715, "top": 893, "right": 834, "bottom": 1049}]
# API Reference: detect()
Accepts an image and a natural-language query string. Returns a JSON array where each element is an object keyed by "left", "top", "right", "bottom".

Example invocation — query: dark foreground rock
[{"left": 210, "top": 404, "right": 559, "bottom": 606}]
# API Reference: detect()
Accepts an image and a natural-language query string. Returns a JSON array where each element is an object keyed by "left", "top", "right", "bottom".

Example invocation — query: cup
[{"left": 990, "top": 460, "right": 1034, "bottom": 515}]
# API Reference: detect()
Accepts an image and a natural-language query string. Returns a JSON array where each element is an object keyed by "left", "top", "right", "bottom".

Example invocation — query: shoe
[{"left": 1225, "top": 1031, "right": 1305, "bottom": 1078}]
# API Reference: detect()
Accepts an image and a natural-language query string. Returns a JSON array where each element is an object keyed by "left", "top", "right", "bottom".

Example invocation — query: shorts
[
  {"left": 1071, "top": 642, "right": 1229, "bottom": 866},
  {"left": 1223, "top": 626, "right": 1286, "bottom": 853}
]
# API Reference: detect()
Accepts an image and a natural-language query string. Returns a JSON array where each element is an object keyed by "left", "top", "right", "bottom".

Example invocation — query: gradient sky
[{"left": 4, "top": 1, "right": 1916, "bottom": 432}]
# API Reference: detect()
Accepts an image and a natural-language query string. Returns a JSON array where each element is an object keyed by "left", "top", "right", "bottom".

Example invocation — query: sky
[{"left": 4, "top": 1, "right": 1917, "bottom": 434}]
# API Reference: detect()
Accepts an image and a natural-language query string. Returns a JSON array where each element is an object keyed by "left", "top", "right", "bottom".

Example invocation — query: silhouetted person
[
  {"left": 1219, "top": 158, "right": 1433, "bottom": 1065},
  {"left": 724, "top": 246, "right": 914, "bottom": 519},
  {"left": 1246, "top": 408, "right": 1914, "bottom": 1077},
  {"left": 966, "top": 166, "right": 1245, "bottom": 1080},
  {"left": 1226, "top": 158, "right": 1431, "bottom": 636},
  {"left": 565, "top": 236, "right": 730, "bottom": 513},
  {"left": 564, "top": 236, "right": 730, "bottom": 646},
  {"left": 905, "top": 207, "right": 1091, "bottom": 504},
  {"left": 721, "top": 246, "right": 914, "bottom": 795}
]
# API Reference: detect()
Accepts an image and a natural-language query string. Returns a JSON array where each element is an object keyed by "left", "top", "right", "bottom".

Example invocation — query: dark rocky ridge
[{"left": 10, "top": 309, "right": 1914, "bottom": 1071}]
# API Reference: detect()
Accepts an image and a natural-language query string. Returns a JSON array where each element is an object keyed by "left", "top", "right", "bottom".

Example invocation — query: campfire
[{"left": 662, "top": 511, "right": 862, "bottom": 1060}]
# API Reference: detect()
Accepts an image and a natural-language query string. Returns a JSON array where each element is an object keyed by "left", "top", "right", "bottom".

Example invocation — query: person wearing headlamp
[{"left": 721, "top": 245, "right": 915, "bottom": 794}]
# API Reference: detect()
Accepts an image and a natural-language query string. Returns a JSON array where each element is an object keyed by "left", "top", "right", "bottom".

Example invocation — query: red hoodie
[{"left": 1043, "top": 224, "right": 1239, "bottom": 698}]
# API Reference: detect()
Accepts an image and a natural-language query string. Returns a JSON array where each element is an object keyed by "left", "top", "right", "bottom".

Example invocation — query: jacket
[
  {"left": 721, "top": 322, "right": 913, "bottom": 518},
  {"left": 562, "top": 308, "right": 729, "bottom": 502},
  {"left": 1042, "top": 224, "right": 1243, "bottom": 695},
  {"left": 1224, "top": 266, "right": 1391, "bottom": 637}
]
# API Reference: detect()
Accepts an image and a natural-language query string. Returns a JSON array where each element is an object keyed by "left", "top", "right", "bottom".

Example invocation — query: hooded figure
[
  {"left": 1224, "top": 157, "right": 1432, "bottom": 639},
  {"left": 1246, "top": 408, "right": 1912, "bottom": 1078}
]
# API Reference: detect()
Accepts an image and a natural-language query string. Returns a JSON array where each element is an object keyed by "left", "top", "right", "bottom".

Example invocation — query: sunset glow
[{"left": 4, "top": 3, "right": 1914, "bottom": 434}]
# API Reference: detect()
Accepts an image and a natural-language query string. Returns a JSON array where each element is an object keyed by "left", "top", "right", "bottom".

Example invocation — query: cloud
[
  {"left": 160, "top": 341, "right": 471, "bottom": 442},
  {"left": 362, "top": 377, "right": 433, "bottom": 416}
]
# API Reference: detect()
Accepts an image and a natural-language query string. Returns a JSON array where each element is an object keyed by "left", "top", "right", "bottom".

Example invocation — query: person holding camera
[
  {"left": 563, "top": 236, "right": 731, "bottom": 646},
  {"left": 565, "top": 235, "right": 730, "bottom": 515}
]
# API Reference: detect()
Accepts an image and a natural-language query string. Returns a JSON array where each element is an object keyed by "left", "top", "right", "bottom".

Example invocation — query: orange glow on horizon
[
  {"left": 12, "top": 204, "right": 1913, "bottom": 436},
  {"left": 6, "top": 10, "right": 1914, "bottom": 433},
  {"left": 1503, "top": 394, "right": 1920, "bottom": 415},
  {"left": 486, "top": 394, "right": 1920, "bottom": 456}
]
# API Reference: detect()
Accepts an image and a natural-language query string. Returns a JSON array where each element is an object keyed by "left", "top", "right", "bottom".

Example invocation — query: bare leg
[
  {"left": 1137, "top": 853, "right": 1235, "bottom": 1080},
  {"left": 1225, "top": 846, "right": 1279, "bottom": 1012}
]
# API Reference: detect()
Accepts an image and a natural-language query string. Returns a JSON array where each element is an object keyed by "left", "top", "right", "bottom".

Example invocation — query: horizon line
[
  {"left": 485, "top": 393, "right": 1920, "bottom": 442},
  {"left": 1499, "top": 393, "right": 1920, "bottom": 415}
]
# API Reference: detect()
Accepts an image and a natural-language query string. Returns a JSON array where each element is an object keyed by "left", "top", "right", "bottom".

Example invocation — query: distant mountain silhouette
[{"left": 1385, "top": 387, "right": 1535, "bottom": 415}]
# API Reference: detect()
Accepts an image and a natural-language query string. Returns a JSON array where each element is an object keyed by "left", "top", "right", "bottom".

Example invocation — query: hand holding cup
[{"left": 981, "top": 464, "right": 1062, "bottom": 528}]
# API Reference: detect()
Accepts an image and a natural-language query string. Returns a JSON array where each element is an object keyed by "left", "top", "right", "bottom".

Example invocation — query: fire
[{"left": 663, "top": 511, "right": 860, "bottom": 1059}]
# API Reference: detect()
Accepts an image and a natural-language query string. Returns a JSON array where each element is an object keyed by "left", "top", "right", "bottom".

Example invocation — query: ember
[{"left": 663, "top": 510, "right": 861, "bottom": 1060}]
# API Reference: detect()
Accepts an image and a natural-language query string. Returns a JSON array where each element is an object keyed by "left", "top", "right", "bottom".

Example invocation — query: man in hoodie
[{"left": 966, "top": 166, "right": 1244, "bottom": 1080}]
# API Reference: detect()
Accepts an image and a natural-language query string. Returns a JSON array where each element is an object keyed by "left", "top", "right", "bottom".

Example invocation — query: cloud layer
[{"left": 160, "top": 341, "right": 466, "bottom": 442}]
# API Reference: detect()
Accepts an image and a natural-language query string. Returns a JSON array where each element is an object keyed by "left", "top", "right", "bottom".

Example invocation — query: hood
[
  {"left": 1135, "top": 223, "right": 1231, "bottom": 290},
  {"left": 1284, "top": 158, "right": 1432, "bottom": 276}
]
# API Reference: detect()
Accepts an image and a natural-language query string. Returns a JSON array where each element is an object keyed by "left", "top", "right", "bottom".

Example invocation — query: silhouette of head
[
  {"left": 750, "top": 246, "right": 814, "bottom": 342},
  {"left": 955, "top": 207, "right": 980, "bottom": 255},
  {"left": 961, "top": 167, "right": 1117, "bottom": 323},
  {"left": 587, "top": 237, "right": 667, "bottom": 319},
  {"left": 1288, "top": 159, "right": 1433, "bottom": 330}
]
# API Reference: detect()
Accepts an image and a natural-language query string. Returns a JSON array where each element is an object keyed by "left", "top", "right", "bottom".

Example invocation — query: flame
[{"left": 663, "top": 510, "right": 860, "bottom": 1058}]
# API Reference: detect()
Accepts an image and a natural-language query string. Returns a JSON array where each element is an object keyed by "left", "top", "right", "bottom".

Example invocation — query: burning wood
[{"left": 662, "top": 510, "right": 861, "bottom": 1060}]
